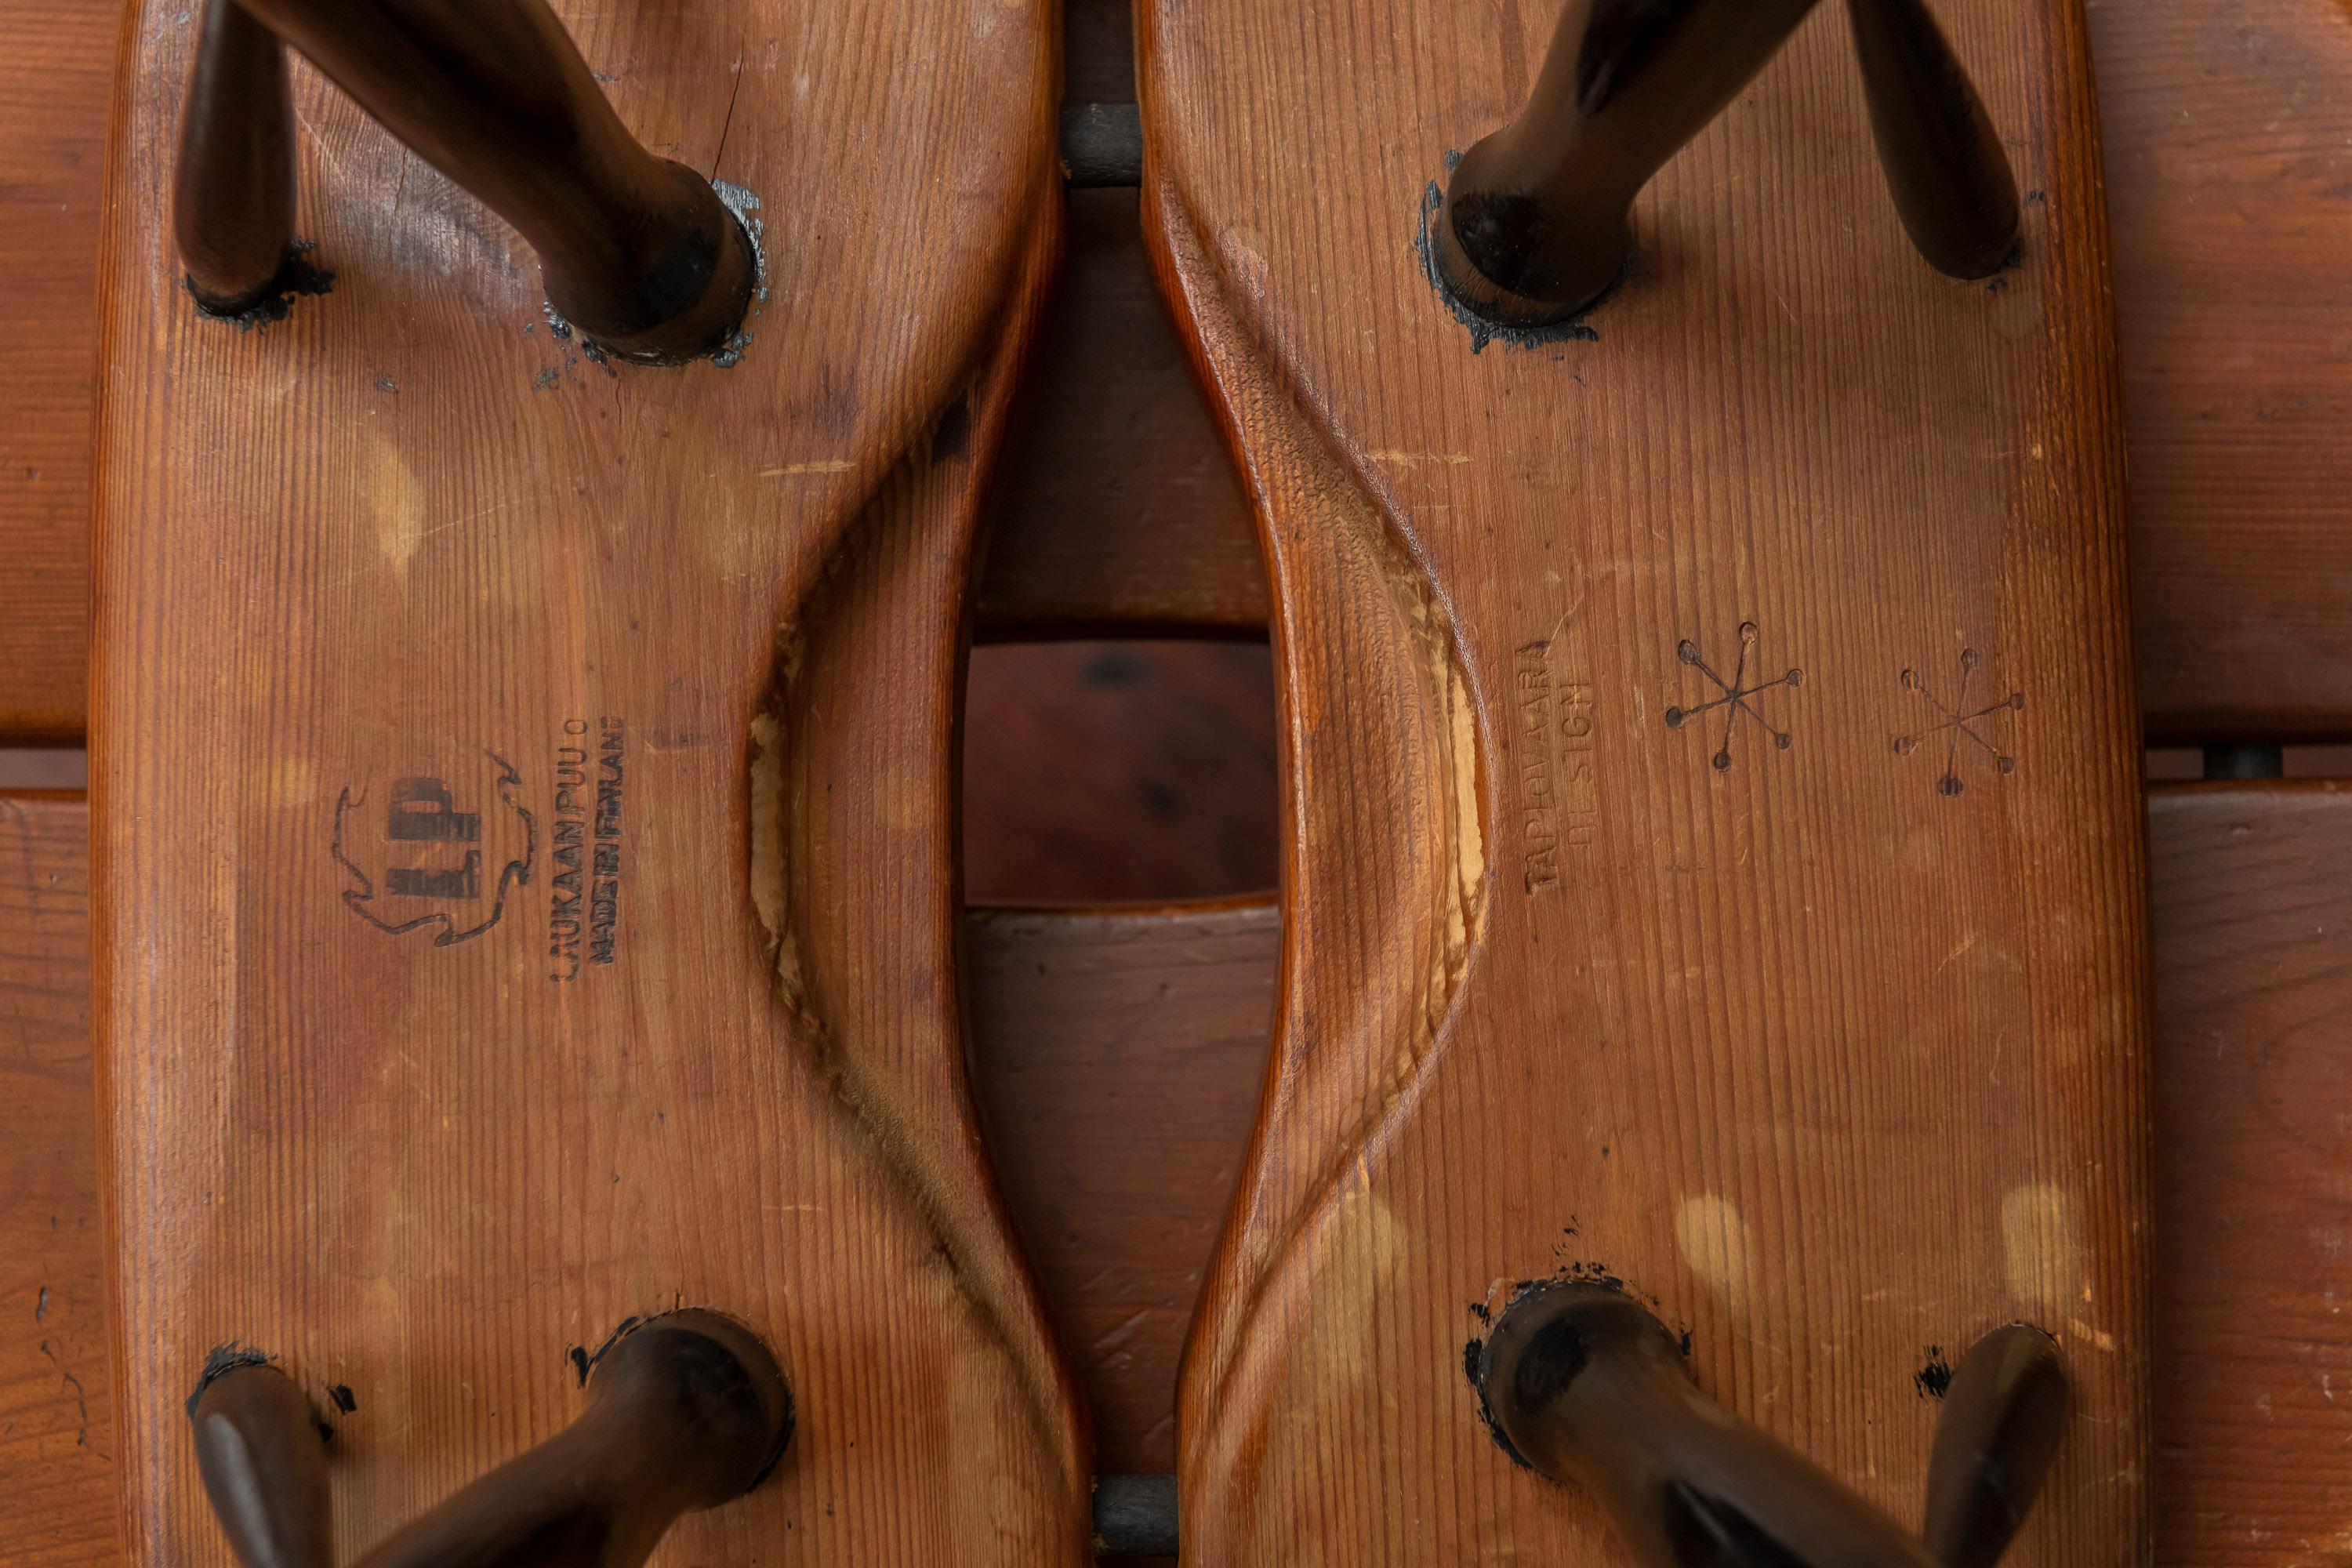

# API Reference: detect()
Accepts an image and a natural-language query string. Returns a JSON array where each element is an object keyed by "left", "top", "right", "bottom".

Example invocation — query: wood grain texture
[
  {"left": 90, "top": 4, "right": 1087, "bottom": 1564},
  {"left": 0, "top": 2, "right": 114, "bottom": 743},
  {"left": 13, "top": 787, "right": 2352, "bottom": 1559},
  {"left": 9, "top": 0, "right": 2352, "bottom": 741},
  {"left": 0, "top": 793, "right": 115, "bottom": 1566},
  {"left": 963, "top": 641, "right": 1276, "bottom": 905},
  {"left": 1142, "top": 0, "right": 2152, "bottom": 1559},
  {"left": 2092, "top": 0, "right": 2352, "bottom": 743},
  {"left": 964, "top": 900, "right": 1278, "bottom": 1477},
  {"left": 2147, "top": 781, "right": 2352, "bottom": 1567},
  {"left": 976, "top": 188, "right": 1266, "bottom": 641}
]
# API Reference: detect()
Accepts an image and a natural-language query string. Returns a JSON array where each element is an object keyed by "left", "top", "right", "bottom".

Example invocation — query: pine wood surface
[
  {"left": 1140, "top": 0, "right": 2152, "bottom": 1559},
  {"left": 89, "top": 4, "right": 1088, "bottom": 1564},
  {"left": 12, "top": 0, "right": 2352, "bottom": 744},
  {"left": 13, "top": 788, "right": 2352, "bottom": 1561}
]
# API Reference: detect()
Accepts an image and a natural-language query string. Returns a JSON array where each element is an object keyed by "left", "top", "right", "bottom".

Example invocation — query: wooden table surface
[{"left": 4, "top": 0, "right": 2349, "bottom": 1564}]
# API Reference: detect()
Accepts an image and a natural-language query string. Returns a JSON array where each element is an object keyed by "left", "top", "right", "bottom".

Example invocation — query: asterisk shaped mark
[
  {"left": 1893, "top": 648, "right": 2023, "bottom": 796},
  {"left": 1664, "top": 621, "right": 1804, "bottom": 771}
]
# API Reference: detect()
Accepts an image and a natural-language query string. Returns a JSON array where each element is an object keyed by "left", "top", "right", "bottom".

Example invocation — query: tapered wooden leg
[
  {"left": 1922, "top": 1324, "right": 2071, "bottom": 1568},
  {"left": 1479, "top": 1286, "right": 2071, "bottom": 1568},
  {"left": 1432, "top": 0, "right": 2023, "bottom": 326},
  {"left": 1432, "top": 0, "right": 1820, "bottom": 325},
  {"left": 192, "top": 1315, "right": 791, "bottom": 1568},
  {"left": 174, "top": 1, "right": 297, "bottom": 316},
  {"left": 1848, "top": 0, "right": 2021, "bottom": 278},
  {"left": 175, "top": 0, "right": 753, "bottom": 361},
  {"left": 189, "top": 1361, "right": 333, "bottom": 1568}
]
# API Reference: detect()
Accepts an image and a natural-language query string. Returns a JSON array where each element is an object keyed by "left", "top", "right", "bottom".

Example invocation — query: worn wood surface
[
  {"left": 2147, "top": 782, "right": 2352, "bottom": 1566},
  {"left": 1142, "top": 0, "right": 2151, "bottom": 1559},
  {"left": 0, "top": 2, "right": 114, "bottom": 743},
  {"left": 964, "top": 899, "right": 1278, "bottom": 1478},
  {"left": 14, "top": 788, "right": 2352, "bottom": 1562},
  {"left": 15, "top": 0, "right": 2352, "bottom": 742},
  {"left": 90, "top": 4, "right": 1087, "bottom": 1564},
  {"left": 2092, "top": 0, "right": 2352, "bottom": 743},
  {"left": 0, "top": 793, "right": 114, "bottom": 1566}
]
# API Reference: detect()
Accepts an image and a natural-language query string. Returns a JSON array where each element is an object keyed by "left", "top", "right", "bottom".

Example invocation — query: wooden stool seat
[
  {"left": 90, "top": 1, "right": 1087, "bottom": 1561},
  {"left": 3, "top": 0, "right": 2352, "bottom": 1563},
  {"left": 1142, "top": 0, "right": 2151, "bottom": 1556}
]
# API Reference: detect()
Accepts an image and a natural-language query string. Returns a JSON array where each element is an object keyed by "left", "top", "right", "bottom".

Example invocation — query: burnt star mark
[
  {"left": 1894, "top": 648, "right": 2022, "bottom": 797},
  {"left": 1664, "top": 621, "right": 1803, "bottom": 772}
]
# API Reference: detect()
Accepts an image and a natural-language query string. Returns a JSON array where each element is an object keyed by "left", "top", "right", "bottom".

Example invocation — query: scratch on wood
[
  {"left": 40, "top": 1338, "right": 92, "bottom": 1448},
  {"left": 708, "top": 39, "right": 747, "bottom": 179}
]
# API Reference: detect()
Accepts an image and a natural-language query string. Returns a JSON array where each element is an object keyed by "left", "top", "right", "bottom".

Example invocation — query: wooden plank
[
  {"left": 963, "top": 641, "right": 1276, "bottom": 905},
  {"left": 91, "top": 4, "right": 1087, "bottom": 1563},
  {"left": 0, "top": 1, "right": 114, "bottom": 742},
  {"left": 975, "top": 189, "right": 1265, "bottom": 641},
  {"left": 1142, "top": 0, "right": 2151, "bottom": 1558},
  {"left": 2092, "top": 0, "right": 2352, "bottom": 743},
  {"left": 2147, "top": 781, "right": 2352, "bottom": 1565},
  {"left": 964, "top": 900, "right": 1277, "bottom": 1476},
  {"left": 0, "top": 793, "right": 114, "bottom": 1566}
]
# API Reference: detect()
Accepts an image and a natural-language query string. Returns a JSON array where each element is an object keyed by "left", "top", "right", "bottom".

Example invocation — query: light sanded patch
[
  {"left": 1676, "top": 1193, "right": 1756, "bottom": 1312},
  {"left": 2001, "top": 1182, "right": 2084, "bottom": 1310}
]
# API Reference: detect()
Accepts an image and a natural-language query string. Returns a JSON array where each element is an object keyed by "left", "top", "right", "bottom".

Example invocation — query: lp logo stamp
[{"left": 332, "top": 750, "right": 539, "bottom": 946}]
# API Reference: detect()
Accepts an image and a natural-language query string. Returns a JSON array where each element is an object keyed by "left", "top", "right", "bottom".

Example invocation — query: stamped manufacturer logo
[
  {"left": 332, "top": 750, "right": 537, "bottom": 946},
  {"left": 546, "top": 717, "right": 629, "bottom": 981},
  {"left": 1514, "top": 630, "right": 1601, "bottom": 893}
]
